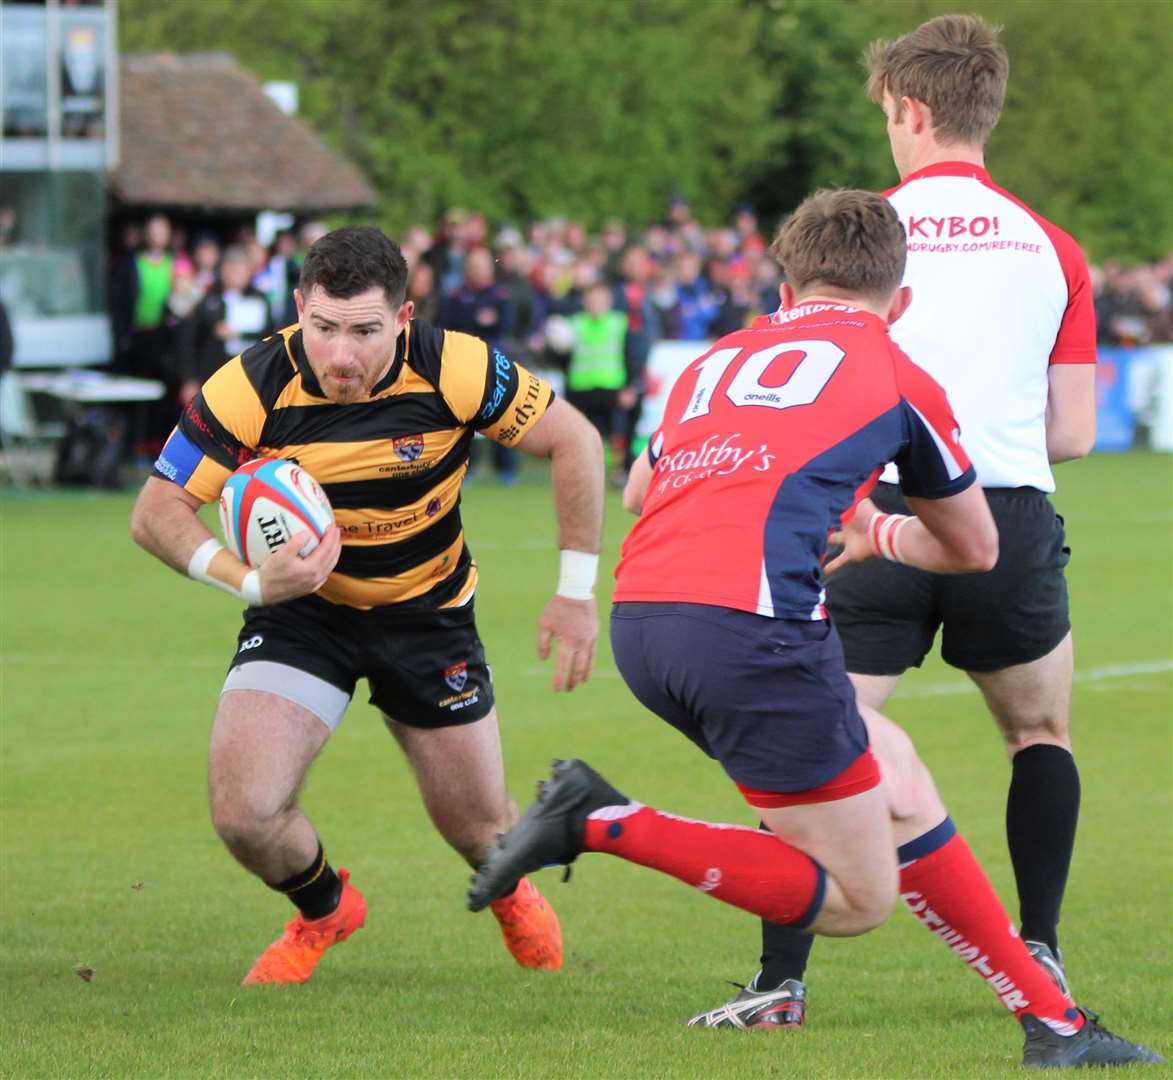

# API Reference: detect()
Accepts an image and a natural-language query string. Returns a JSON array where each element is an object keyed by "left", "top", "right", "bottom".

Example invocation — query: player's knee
[
  {"left": 209, "top": 790, "right": 285, "bottom": 852},
  {"left": 997, "top": 711, "right": 1071, "bottom": 752},
  {"left": 887, "top": 750, "right": 939, "bottom": 824},
  {"left": 816, "top": 864, "right": 898, "bottom": 937},
  {"left": 868, "top": 714, "right": 937, "bottom": 823},
  {"left": 829, "top": 887, "right": 895, "bottom": 937}
]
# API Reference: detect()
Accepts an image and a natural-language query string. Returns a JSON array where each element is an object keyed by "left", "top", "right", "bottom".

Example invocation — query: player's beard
[{"left": 322, "top": 368, "right": 369, "bottom": 404}]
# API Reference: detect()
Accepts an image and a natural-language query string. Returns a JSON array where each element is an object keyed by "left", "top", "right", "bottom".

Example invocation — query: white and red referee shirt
[{"left": 881, "top": 162, "right": 1096, "bottom": 493}]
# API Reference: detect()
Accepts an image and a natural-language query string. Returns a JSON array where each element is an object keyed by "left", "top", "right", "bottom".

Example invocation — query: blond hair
[
  {"left": 866, "top": 14, "right": 1008, "bottom": 146},
  {"left": 770, "top": 189, "right": 906, "bottom": 302}
]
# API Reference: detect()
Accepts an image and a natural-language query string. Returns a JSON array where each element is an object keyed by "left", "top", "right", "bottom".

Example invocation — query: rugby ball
[
  {"left": 218, "top": 458, "right": 334, "bottom": 567},
  {"left": 543, "top": 314, "right": 576, "bottom": 354}
]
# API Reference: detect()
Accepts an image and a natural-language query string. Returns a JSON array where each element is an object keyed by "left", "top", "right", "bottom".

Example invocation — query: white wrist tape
[
  {"left": 187, "top": 538, "right": 263, "bottom": 605},
  {"left": 867, "top": 511, "right": 913, "bottom": 564},
  {"left": 556, "top": 549, "right": 598, "bottom": 600}
]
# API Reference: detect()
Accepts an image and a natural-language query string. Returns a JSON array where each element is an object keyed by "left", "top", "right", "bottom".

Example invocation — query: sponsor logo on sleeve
[
  {"left": 481, "top": 350, "right": 514, "bottom": 420},
  {"left": 512, "top": 373, "right": 543, "bottom": 428},
  {"left": 155, "top": 429, "right": 205, "bottom": 486}
]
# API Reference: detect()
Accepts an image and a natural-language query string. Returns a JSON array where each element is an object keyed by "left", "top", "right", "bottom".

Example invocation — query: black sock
[
  {"left": 271, "top": 843, "right": 343, "bottom": 920},
  {"left": 1006, "top": 744, "right": 1080, "bottom": 953},
  {"left": 759, "top": 919, "right": 815, "bottom": 987},
  {"left": 754, "top": 822, "right": 814, "bottom": 986}
]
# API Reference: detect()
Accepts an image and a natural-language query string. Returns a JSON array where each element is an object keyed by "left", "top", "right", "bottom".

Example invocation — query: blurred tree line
[{"left": 120, "top": 0, "right": 1172, "bottom": 260}]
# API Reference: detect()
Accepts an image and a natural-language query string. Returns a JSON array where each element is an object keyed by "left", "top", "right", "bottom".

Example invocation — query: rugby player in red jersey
[
  {"left": 704, "top": 14, "right": 1106, "bottom": 1033},
  {"left": 467, "top": 191, "right": 1160, "bottom": 1068}
]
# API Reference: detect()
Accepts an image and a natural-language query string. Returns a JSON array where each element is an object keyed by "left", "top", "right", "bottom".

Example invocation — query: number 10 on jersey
[{"left": 680, "top": 339, "right": 846, "bottom": 423}]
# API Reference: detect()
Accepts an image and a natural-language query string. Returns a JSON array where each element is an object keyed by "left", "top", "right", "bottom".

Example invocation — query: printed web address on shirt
[{"left": 909, "top": 240, "right": 1043, "bottom": 254}]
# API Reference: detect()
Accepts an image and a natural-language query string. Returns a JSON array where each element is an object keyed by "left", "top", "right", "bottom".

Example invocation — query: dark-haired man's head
[{"left": 294, "top": 226, "right": 414, "bottom": 404}]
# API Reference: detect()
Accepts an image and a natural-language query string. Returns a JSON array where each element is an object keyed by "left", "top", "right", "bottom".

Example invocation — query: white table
[{"left": 18, "top": 370, "right": 166, "bottom": 403}]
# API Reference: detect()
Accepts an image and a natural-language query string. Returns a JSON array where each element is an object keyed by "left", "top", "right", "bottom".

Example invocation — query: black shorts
[
  {"left": 610, "top": 602, "right": 870, "bottom": 793},
  {"left": 228, "top": 593, "right": 494, "bottom": 728},
  {"left": 828, "top": 483, "right": 1071, "bottom": 675},
  {"left": 566, "top": 388, "right": 620, "bottom": 439}
]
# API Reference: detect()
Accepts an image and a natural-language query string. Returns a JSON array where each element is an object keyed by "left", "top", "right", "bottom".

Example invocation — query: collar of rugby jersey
[
  {"left": 751, "top": 302, "right": 886, "bottom": 333},
  {"left": 290, "top": 322, "right": 410, "bottom": 400},
  {"left": 897, "top": 160, "right": 992, "bottom": 185}
]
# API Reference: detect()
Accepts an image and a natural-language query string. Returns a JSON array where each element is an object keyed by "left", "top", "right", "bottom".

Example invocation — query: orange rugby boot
[
  {"left": 242, "top": 868, "right": 367, "bottom": 985},
  {"left": 490, "top": 875, "right": 563, "bottom": 970}
]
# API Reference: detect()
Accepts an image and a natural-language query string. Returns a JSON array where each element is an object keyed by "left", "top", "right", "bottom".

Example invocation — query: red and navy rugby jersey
[
  {"left": 614, "top": 303, "right": 975, "bottom": 620},
  {"left": 154, "top": 319, "right": 553, "bottom": 610}
]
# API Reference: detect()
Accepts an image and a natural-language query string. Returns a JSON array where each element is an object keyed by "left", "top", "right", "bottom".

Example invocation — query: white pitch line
[
  {"left": 515, "top": 658, "right": 1172, "bottom": 691},
  {"left": 862, "top": 659, "right": 1173, "bottom": 700}
]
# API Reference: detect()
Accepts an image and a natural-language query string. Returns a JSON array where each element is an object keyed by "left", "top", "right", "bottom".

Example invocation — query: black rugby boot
[
  {"left": 468, "top": 759, "right": 627, "bottom": 912},
  {"left": 1022, "top": 1008, "right": 1165, "bottom": 1068}
]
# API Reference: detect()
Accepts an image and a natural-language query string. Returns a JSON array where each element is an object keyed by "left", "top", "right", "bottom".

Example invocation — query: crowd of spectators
[
  {"left": 107, "top": 214, "right": 326, "bottom": 459},
  {"left": 399, "top": 198, "right": 785, "bottom": 479},
  {"left": 398, "top": 198, "right": 784, "bottom": 371},
  {"left": 108, "top": 213, "right": 324, "bottom": 406},
  {"left": 104, "top": 200, "right": 1172, "bottom": 469},
  {"left": 1092, "top": 257, "right": 1173, "bottom": 346}
]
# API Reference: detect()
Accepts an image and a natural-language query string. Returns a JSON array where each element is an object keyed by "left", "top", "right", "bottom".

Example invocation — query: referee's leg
[{"left": 967, "top": 631, "right": 1078, "bottom": 956}]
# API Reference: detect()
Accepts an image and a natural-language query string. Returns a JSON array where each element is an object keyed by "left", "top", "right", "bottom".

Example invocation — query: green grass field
[{"left": 2, "top": 451, "right": 1170, "bottom": 1079}]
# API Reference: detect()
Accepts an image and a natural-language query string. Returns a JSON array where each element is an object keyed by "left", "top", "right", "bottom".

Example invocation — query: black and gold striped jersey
[{"left": 154, "top": 319, "right": 554, "bottom": 610}]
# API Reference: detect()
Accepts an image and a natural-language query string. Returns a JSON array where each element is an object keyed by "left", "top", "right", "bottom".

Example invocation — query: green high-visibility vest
[
  {"left": 567, "top": 310, "right": 628, "bottom": 391},
  {"left": 133, "top": 252, "right": 174, "bottom": 330}
]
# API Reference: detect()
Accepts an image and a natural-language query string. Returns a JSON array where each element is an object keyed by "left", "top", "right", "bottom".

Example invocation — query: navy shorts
[
  {"left": 610, "top": 602, "right": 870, "bottom": 794},
  {"left": 828, "top": 483, "right": 1071, "bottom": 674}
]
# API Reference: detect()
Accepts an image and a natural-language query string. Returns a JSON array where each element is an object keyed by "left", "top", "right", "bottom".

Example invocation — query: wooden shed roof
[{"left": 111, "top": 52, "right": 377, "bottom": 213}]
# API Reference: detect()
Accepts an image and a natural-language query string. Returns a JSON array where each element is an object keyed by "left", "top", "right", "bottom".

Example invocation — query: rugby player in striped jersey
[{"left": 132, "top": 226, "right": 604, "bottom": 985}]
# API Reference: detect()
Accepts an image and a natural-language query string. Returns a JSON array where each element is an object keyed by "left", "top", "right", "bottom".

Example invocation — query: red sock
[
  {"left": 899, "top": 819, "right": 1083, "bottom": 1033},
  {"left": 584, "top": 803, "right": 824, "bottom": 927}
]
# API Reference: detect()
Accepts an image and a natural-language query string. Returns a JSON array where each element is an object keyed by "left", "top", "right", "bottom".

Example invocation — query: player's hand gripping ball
[{"left": 218, "top": 458, "right": 334, "bottom": 567}]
